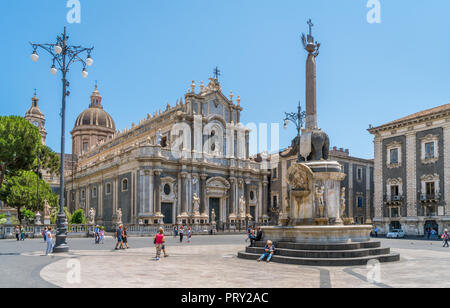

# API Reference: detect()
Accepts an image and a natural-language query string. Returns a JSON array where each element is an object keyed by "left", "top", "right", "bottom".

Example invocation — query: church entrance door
[
  {"left": 161, "top": 202, "right": 173, "bottom": 224},
  {"left": 250, "top": 206, "right": 256, "bottom": 222}
]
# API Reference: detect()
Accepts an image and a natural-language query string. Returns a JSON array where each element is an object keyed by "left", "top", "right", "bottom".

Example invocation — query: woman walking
[
  {"left": 154, "top": 227, "right": 165, "bottom": 261},
  {"left": 187, "top": 227, "right": 192, "bottom": 243},
  {"left": 122, "top": 226, "right": 130, "bottom": 249},
  {"left": 15, "top": 226, "right": 20, "bottom": 241},
  {"left": 443, "top": 229, "right": 450, "bottom": 248},
  {"left": 100, "top": 227, "right": 105, "bottom": 244},
  {"left": 45, "top": 227, "right": 53, "bottom": 255},
  {"left": 179, "top": 226, "right": 184, "bottom": 243}
]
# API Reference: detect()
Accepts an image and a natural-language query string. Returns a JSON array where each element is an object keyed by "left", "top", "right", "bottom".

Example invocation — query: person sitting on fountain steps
[
  {"left": 249, "top": 227, "right": 263, "bottom": 246},
  {"left": 257, "top": 240, "right": 275, "bottom": 263}
]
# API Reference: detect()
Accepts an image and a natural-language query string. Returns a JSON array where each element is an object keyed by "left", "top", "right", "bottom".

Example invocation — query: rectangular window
[
  {"left": 357, "top": 167, "right": 362, "bottom": 181},
  {"left": 92, "top": 187, "right": 97, "bottom": 198},
  {"left": 390, "top": 148, "right": 398, "bottom": 164},
  {"left": 272, "top": 195, "right": 278, "bottom": 207},
  {"left": 390, "top": 185, "right": 399, "bottom": 197},
  {"left": 106, "top": 183, "right": 111, "bottom": 195},
  {"left": 83, "top": 142, "right": 89, "bottom": 152},
  {"left": 357, "top": 196, "right": 363, "bottom": 208},
  {"left": 426, "top": 182, "right": 435, "bottom": 197},
  {"left": 272, "top": 168, "right": 278, "bottom": 179},
  {"left": 425, "top": 142, "right": 435, "bottom": 159},
  {"left": 391, "top": 207, "right": 399, "bottom": 218}
]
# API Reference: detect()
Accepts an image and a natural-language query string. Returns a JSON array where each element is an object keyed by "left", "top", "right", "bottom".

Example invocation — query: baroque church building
[{"left": 65, "top": 78, "right": 268, "bottom": 229}]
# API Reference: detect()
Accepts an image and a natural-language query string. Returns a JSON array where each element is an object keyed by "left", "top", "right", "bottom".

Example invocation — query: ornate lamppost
[
  {"left": 283, "top": 101, "right": 306, "bottom": 163},
  {"left": 30, "top": 27, "right": 94, "bottom": 253}
]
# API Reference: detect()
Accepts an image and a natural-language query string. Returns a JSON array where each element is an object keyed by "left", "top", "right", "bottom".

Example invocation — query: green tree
[
  {"left": 0, "top": 170, "right": 58, "bottom": 224},
  {"left": 0, "top": 116, "right": 60, "bottom": 190},
  {"left": 71, "top": 209, "right": 86, "bottom": 224}
]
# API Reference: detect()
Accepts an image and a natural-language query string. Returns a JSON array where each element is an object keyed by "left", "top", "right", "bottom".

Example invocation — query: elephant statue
[{"left": 281, "top": 130, "right": 330, "bottom": 161}]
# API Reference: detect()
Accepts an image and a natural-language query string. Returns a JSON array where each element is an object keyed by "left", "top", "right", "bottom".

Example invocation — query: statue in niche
[
  {"left": 340, "top": 187, "right": 346, "bottom": 217},
  {"left": 315, "top": 185, "right": 325, "bottom": 217}
]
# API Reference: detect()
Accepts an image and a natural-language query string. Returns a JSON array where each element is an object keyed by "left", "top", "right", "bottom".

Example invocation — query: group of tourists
[
  {"left": 247, "top": 226, "right": 263, "bottom": 246},
  {"left": 93, "top": 225, "right": 105, "bottom": 244},
  {"left": 173, "top": 225, "right": 192, "bottom": 243},
  {"left": 14, "top": 226, "right": 25, "bottom": 241},
  {"left": 114, "top": 224, "right": 130, "bottom": 250}
]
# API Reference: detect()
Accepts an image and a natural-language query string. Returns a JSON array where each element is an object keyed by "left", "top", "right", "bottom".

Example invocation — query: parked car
[{"left": 387, "top": 229, "right": 405, "bottom": 238}]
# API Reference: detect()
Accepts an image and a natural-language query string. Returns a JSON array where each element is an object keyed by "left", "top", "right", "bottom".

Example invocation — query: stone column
[
  {"left": 348, "top": 163, "right": 354, "bottom": 219},
  {"left": 200, "top": 174, "right": 207, "bottom": 217},
  {"left": 365, "top": 165, "right": 372, "bottom": 224},
  {"left": 245, "top": 180, "right": 250, "bottom": 216},
  {"left": 153, "top": 170, "right": 161, "bottom": 214},
  {"left": 98, "top": 182, "right": 103, "bottom": 217},
  {"left": 228, "top": 177, "right": 236, "bottom": 222},
  {"left": 305, "top": 52, "right": 318, "bottom": 130},
  {"left": 444, "top": 125, "right": 450, "bottom": 215},
  {"left": 373, "top": 136, "right": 384, "bottom": 229},
  {"left": 180, "top": 172, "right": 188, "bottom": 215},
  {"left": 113, "top": 176, "right": 118, "bottom": 213},
  {"left": 262, "top": 178, "right": 269, "bottom": 222},
  {"left": 406, "top": 131, "right": 417, "bottom": 217}
]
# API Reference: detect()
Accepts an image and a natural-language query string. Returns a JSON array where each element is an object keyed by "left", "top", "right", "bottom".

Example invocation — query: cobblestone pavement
[{"left": 2, "top": 235, "right": 450, "bottom": 288}]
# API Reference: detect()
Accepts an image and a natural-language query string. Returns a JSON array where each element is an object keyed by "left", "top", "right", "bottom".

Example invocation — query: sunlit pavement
[{"left": 1, "top": 235, "right": 450, "bottom": 288}]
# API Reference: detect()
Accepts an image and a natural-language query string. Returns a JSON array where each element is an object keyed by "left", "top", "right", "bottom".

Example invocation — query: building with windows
[
  {"left": 65, "top": 78, "right": 268, "bottom": 229},
  {"left": 268, "top": 147, "right": 374, "bottom": 225},
  {"left": 368, "top": 103, "right": 450, "bottom": 235}
]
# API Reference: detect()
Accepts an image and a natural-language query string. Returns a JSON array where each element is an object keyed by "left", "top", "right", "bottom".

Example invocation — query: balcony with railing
[
  {"left": 419, "top": 192, "right": 441, "bottom": 203},
  {"left": 383, "top": 194, "right": 404, "bottom": 205}
]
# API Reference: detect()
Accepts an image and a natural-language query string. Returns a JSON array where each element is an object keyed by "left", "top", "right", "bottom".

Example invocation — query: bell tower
[{"left": 24, "top": 90, "right": 47, "bottom": 144}]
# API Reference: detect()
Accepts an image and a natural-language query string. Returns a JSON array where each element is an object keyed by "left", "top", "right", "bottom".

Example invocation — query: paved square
[{"left": 2, "top": 235, "right": 450, "bottom": 288}]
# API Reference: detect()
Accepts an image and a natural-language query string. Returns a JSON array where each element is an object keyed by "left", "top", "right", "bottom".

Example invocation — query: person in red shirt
[{"left": 154, "top": 228, "right": 165, "bottom": 261}]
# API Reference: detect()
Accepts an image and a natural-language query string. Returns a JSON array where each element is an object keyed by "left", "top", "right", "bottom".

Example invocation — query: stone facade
[
  {"left": 65, "top": 78, "right": 268, "bottom": 229},
  {"left": 369, "top": 103, "right": 450, "bottom": 235},
  {"left": 268, "top": 147, "right": 374, "bottom": 225}
]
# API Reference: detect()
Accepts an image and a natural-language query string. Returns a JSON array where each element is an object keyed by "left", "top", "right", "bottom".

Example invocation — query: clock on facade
[{"left": 32, "top": 121, "right": 40, "bottom": 128}]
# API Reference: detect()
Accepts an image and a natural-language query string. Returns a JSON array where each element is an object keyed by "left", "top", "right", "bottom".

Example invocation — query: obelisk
[{"left": 302, "top": 19, "right": 320, "bottom": 130}]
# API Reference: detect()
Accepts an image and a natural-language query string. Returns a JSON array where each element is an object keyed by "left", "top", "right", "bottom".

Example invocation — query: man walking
[
  {"left": 114, "top": 224, "right": 124, "bottom": 250},
  {"left": 443, "top": 229, "right": 449, "bottom": 248},
  {"left": 45, "top": 227, "right": 53, "bottom": 256}
]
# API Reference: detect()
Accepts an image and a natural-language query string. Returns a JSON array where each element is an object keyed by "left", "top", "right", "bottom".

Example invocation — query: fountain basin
[{"left": 261, "top": 225, "right": 372, "bottom": 244}]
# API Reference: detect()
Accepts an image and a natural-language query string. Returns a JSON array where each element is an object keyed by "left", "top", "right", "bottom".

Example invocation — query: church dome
[{"left": 73, "top": 85, "right": 116, "bottom": 131}]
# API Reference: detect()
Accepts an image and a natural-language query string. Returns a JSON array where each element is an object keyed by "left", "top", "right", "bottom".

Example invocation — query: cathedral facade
[{"left": 65, "top": 78, "right": 269, "bottom": 229}]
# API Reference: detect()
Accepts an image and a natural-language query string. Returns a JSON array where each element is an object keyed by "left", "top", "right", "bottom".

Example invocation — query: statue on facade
[
  {"left": 210, "top": 208, "right": 216, "bottom": 224},
  {"left": 89, "top": 208, "right": 96, "bottom": 225},
  {"left": 315, "top": 185, "right": 325, "bottom": 217},
  {"left": 340, "top": 187, "right": 346, "bottom": 217},
  {"left": 116, "top": 208, "right": 123, "bottom": 224},
  {"left": 239, "top": 196, "right": 246, "bottom": 216},
  {"left": 192, "top": 193, "right": 200, "bottom": 215}
]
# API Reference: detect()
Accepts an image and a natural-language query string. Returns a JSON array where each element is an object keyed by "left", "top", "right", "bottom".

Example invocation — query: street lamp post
[
  {"left": 283, "top": 101, "right": 306, "bottom": 163},
  {"left": 30, "top": 27, "right": 94, "bottom": 253}
]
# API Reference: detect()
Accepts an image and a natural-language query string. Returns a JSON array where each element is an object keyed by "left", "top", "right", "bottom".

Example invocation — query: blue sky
[{"left": 1, "top": 0, "right": 449, "bottom": 159}]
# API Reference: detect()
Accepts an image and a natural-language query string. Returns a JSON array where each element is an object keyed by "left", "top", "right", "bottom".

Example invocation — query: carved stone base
[
  {"left": 315, "top": 218, "right": 329, "bottom": 226},
  {"left": 343, "top": 217, "right": 355, "bottom": 225}
]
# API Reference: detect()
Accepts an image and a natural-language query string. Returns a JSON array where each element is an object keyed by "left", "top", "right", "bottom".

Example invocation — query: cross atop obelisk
[{"left": 301, "top": 19, "right": 321, "bottom": 130}]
